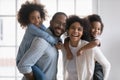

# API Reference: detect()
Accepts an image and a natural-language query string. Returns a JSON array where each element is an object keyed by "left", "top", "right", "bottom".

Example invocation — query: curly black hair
[
  {"left": 87, "top": 14, "right": 104, "bottom": 34},
  {"left": 17, "top": 1, "right": 47, "bottom": 28},
  {"left": 66, "top": 15, "right": 85, "bottom": 30},
  {"left": 65, "top": 15, "right": 91, "bottom": 41}
]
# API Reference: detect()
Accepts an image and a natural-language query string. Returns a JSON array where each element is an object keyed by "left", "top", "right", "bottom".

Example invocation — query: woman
[{"left": 62, "top": 15, "right": 111, "bottom": 80}]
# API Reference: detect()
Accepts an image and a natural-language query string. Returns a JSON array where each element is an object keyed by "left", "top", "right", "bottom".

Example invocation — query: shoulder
[
  {"left": 28, "top": 24, "right": 34, "bottom": 28},
  {"left": 28, "top": 37, "right": 50, "bottom": 50},
  {"left": 94, "top": 36, "right": 101, "bottom": 43},
  {"left": 33, "top": 37, "right": 49, "bottom": 45},
  {"left": 91, "top": 46, "right": 103, "bottom": 55},
  {"left": 27, "top": 24, "right": 41, "bottom": 30},
  {"left": 81, "top": 40, "right": 89, "bottom": 45}
]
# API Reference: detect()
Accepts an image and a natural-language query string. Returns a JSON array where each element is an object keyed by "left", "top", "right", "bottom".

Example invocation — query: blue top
[
  {"left": 16, "top": 24, "right": 57, "bottom": 64},
  {"left": 17, "top": 28, "right": 60, "bottom": 80}
]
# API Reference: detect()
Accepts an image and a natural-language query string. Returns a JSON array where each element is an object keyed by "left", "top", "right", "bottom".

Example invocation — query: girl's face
[
  {"left": 68, "top": 22, "right": 83, "bottom": 46},
  {"left": 91, "top": 21, "right": 102, "bottom": 37},
  {"left": 29, "top": 10, "right": 42, "bottom": 27}
]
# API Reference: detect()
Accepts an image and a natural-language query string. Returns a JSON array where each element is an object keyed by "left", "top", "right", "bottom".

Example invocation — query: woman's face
[
  {"left": 68, "top": 22, "right": 83, "bottom": 45},
  {"left": 91, "top": 21, "right": 102, "bottom": 37},
  {"left": 29, "top": 10, "right": 42, "bottom": 27}
]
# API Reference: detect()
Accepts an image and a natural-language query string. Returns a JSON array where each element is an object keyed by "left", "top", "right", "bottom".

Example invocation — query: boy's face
[
  {"left": 29, "top": 10, "right": 42, "bottom": 27},
  {"left": 91, "top": 21, "right": 102, "bottom": 37}
]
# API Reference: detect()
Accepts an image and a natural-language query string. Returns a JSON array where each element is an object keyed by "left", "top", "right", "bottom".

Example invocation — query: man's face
[{"left": 50, "top": 15, "right": 67, "bottom": 37}]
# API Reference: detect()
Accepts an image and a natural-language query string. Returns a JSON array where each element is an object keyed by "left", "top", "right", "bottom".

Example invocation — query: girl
[
  {"left": 77, "top": 14, "right": 105, "bottom": 80},
  {"left": 16, "top": 1, "right": 57, "bottom": 80}
]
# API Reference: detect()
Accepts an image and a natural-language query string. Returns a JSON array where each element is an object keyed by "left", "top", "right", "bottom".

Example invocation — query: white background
[{"left": 96, "top": 0, "right": 120, "bottom": 80}]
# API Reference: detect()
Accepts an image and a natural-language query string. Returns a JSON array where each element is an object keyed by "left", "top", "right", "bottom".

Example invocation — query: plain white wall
[{"left": 95, "top": 0, "right": 120, "bottom": 80}]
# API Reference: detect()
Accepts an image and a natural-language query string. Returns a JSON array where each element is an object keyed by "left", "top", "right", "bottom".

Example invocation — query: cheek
[
  {"left": 29, "top": 19, "right": 34, "bottom": 24},
  {"left": 91, "top": 29, "right": 94, "bottom": 32},
  {"left": 98, "top": 31, "right": 101, "bottom": 34},
  {"left": 79, "top": 31, "right": 83, "bottom": 37},
  {"left": 68, "top": 30, "right": 72, "bottom": 36},
  {"left": 61, "top": 29, "right": 65, "bottom": 34}
]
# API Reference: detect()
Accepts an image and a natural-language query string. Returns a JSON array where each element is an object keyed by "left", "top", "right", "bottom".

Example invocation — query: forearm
[
  {"left": 28, "top": 24, "right": 56, "bottom": 45},
  {"left": 94, "top": 48, "right": 111, "bottom": 80},
  {"left": 17, "top": 38, "right": 48, "bottom": 74},
  {"left": 80, "top": 41, "right": 99, "bottom": 51},
  {"left": 102, "top": 59, "right": 111, "bottom": 80},
  {"left": 64, "top": 42, "right": 71, "bottom": 53}
]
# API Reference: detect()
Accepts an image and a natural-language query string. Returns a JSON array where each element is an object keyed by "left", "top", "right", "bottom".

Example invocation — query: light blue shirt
[
  {"left": 16, "top": 24, "right": 57, "bottom": 64},
  {"left": 17, "top": 28, "right": 60, "bottom": 80}
]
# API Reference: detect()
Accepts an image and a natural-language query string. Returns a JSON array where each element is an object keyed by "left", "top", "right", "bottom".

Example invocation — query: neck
[{"left": 69, "top": 40, "right": 79, "bottom": 47}]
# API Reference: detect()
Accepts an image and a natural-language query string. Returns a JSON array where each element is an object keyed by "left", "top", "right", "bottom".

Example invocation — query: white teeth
[{"left": 72, "top": 35, "right": 78, "bottom": 37}]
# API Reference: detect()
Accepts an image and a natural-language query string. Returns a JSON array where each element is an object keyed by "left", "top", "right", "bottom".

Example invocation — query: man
[{"left": 17, "top": 12, "right": 67, "bottom": 80}]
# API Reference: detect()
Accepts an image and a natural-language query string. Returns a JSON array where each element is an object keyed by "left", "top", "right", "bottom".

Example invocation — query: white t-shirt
[{"left": 62, "top": 40, "right": 111, "bottom": 80}]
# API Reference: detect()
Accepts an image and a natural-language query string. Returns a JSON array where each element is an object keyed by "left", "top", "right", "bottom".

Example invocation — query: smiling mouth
[
  {"left": 71, "top": 34, "right": 79, "bottom": 37},
  {"left": 56, "top": 28, "right": 61, "bottom": 32}
]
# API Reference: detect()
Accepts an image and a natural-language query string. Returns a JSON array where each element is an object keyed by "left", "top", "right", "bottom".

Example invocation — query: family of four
[{"left": 16, "top": 1, "right": 111, "bottom": 80}]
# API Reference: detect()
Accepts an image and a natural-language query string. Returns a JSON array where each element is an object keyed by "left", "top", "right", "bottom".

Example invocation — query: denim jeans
[
  {"left": 93, "top": 61, "right": 104, "bottom": 80},
  {"left": 32, "top": 65, "right": 46, "bottom": 80}
]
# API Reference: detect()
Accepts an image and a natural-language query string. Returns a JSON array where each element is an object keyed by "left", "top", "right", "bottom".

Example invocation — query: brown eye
[
  {"left": 78, "top": 27, "right": 83, "bottom": 31},
  {"left": 38, "top": 16, "right": 41, "bottom": 19}
]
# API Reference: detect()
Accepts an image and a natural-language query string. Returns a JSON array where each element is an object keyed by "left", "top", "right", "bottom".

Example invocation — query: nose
[
  {"left": 57, "top": 24, "right": 65, "bottom": 31},
  {"left": 59, "top": 24, "right": 64, "bottom": 28},
  {"left": 95, "top": 29, "right": 99, "bottom": 32},
  {"left": 74, "top": 29, "right": 78, "bottom": 32}
]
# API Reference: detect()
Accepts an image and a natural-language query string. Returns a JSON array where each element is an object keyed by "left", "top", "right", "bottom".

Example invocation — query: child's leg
[
  {"left": 93, "top": 61, "right": 104, "bottom": 80},
  {"left": 32, "top": 65, "right": 46, "bottom": 80}
]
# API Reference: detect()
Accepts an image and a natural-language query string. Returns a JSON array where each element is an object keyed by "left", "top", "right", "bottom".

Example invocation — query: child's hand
[
  {"left": 55, "top": 42, "right": 63, "bottom": 49},
  {"left": 24, "top": 72, "right": 35, "bottom": 80},
  {"left": 77, "top": 49, "right": 84, "bottom": 56}
]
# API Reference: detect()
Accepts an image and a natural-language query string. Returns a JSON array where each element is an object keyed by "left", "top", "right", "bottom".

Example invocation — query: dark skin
[
  {"left": 64, "top": 37, "right": 73, "bottom": 60},
  {"left": 23, "top": 1, "right": 41, "bottom": 80},
  {"left": 24, "top": 13, "right": 67, "bottom": 80},
  {"left": 24, "top": 72, "right": 35, "bottom": 80}
]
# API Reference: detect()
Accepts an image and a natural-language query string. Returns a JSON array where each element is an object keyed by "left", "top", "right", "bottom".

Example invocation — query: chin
[
  {"left": 71, "top": 38, "right": 79, "bottom": 41},
  {"left": 55, "top": 33, "right": 62, "bottom": 37},
  {"left": 55, "top": 34, "right": 61, "bottom": 37}
]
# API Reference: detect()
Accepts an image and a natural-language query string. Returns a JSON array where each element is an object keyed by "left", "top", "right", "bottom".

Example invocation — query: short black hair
[{"left": 51, "top": 12, "right": 67, "bottom": 21}]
